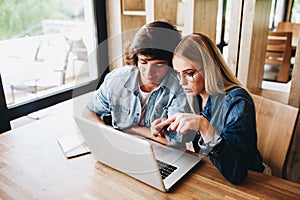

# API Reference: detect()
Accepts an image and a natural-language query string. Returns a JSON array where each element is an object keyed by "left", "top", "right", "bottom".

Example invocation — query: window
[
  {"left": 269, "top": 0, "right": 300, "bottom": 28},
  {"left": 0, "top": 0, "right": 99, "bottom": 105},
  {"left": 0, "top": 0, "right": 108, "bottom": 132},
  {"left": 291, "top": 0, "right": 300, "bottom": 22}
]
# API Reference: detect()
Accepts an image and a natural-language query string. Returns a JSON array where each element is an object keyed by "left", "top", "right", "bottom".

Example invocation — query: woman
[{"left": 153, "top": 33, "right": 265, "bottom": 184}]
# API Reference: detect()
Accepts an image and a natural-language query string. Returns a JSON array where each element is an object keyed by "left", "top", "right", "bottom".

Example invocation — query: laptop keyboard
[{"left": 156, "top": 159, "right": 178, "bottom": 179}]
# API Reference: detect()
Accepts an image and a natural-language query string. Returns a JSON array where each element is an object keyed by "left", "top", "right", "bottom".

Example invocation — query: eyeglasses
[{"left": 176, "top": 70, "right": 201, "bottom": 82}]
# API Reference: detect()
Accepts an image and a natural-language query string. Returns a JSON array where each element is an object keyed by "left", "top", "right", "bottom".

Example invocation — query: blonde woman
[{"left": 153, "top": 33, "right": 265, "bottom": 184}]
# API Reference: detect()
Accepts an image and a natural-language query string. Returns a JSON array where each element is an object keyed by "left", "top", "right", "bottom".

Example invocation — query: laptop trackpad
[{"left": 151, "top": 142, "right": 186, "bottom": 164}]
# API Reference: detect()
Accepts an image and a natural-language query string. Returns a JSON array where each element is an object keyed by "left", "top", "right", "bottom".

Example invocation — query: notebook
[
  {"left": 74, "top": 116, "right": 201, "bottom": 192},
  {"left": 57, "top": 135, "right": 91, "bottom": 159}
]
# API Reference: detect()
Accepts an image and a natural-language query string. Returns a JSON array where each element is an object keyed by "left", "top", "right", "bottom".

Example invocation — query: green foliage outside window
[
  {"left": 292, "top": 0, "right": 300, "bottom": 22},
  {"left": 0, "top": 0, "right": 83, "bottom": 40},
  {"left": 294, "top": 0, "right": 300, "bottom": 12}
]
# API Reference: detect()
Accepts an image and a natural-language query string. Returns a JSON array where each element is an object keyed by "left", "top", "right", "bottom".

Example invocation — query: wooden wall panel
[
  {"left": 237, "top": 0, "right": 272, "bottom": 92},
  {"left": 121, "top": 15, "right": 146, "bottom": 45},
  {"left": 193, "top": 0, "right": 218, "bottom": 42},
  {"left": 154, "top": 0, "right": 178, "bottom": 22},
  {"left": 106, "top": 1, "right": 123, "bottom": 69},
  {"left": 122, "top": 0, "right": 145, "bottom": 11},
  {"left": 227, "top": 0, "right": 243, "bottom": 75}
]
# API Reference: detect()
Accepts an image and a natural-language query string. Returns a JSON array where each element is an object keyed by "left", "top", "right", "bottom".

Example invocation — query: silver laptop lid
[{"left": 75, "top": 116, "right": 166, "bottom": 191}]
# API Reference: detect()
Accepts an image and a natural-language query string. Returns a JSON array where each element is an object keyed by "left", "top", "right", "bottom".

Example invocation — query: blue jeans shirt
[
  {"left": 87, "top": 66, "right": 192, "bottom": 145},
  {"left": 194, "top": 87, "right": 264, "bottom": 184}
]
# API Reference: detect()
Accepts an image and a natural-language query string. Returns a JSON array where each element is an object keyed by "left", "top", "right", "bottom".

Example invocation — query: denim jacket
[
  {"left": 87, "top": 65, "right": 192, "bottom": 145},
  {"left": 194, "top": 87, "right": 264, "bottom": 184}
]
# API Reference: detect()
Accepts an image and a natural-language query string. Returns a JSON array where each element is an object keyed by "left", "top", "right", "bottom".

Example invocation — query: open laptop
[{"left": 74, "top": 116, "right": 201, "bottom": 192}]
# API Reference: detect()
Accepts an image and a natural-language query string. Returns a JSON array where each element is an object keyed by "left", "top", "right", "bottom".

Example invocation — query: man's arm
[{"left": 82, "top": 108, "right": 106, "bottom": 125}]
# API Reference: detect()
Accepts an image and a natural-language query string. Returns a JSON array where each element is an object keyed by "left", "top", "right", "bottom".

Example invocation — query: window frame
[{"left": 0, "top": 0, "right": 108, "bottom": 133}]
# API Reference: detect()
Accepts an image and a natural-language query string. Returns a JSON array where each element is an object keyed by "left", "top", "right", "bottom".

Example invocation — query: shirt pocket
[
  {"left": 110, "top": 104, "right": 131, "bottom": 129},
  {"left": 151, "top": 105, "right": 168, "bottom": 120}
]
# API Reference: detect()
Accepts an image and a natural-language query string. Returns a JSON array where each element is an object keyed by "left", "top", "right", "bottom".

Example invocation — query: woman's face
[{"left": 172, "top": 55, "right": 205, "bottom": 96}]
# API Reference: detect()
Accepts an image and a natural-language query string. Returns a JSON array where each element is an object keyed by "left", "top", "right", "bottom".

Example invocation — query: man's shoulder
[{"left": 105, "top": 65, "right": 136, "bottom": 79}]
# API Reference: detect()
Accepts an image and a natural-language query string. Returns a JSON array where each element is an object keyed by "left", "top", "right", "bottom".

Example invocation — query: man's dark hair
[{"left": 124, "top": 20, "right": 181, "bottom": 67}]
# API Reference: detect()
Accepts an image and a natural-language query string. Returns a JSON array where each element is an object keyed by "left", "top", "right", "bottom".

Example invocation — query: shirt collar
[{"left": 123, "top": 67, "right": 140, "bottom": 94}]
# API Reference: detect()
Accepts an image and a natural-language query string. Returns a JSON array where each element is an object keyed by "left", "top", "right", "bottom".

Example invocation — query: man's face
[{"left": 137, "top": 54, "right": 169, "bottom": 89}]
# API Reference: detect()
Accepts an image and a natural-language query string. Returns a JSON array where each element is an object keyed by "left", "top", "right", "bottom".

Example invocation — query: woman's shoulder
[{"left": 225, "top": 87, "right": 253, "bottom": 103}]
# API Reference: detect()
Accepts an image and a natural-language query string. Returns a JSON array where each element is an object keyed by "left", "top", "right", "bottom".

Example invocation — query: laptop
[{"left": 74, "top": 116, "right": 201, "bottom": 192}]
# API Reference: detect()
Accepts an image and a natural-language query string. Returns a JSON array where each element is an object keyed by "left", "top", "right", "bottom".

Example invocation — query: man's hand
[{"left": 151, "top": 118, "right": 168, "bottom": 137}]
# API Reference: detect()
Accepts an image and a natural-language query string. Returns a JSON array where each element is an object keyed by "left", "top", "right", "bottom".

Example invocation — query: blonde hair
[{"left": 174, "top": 33, "right": 243, "bottom": 95}]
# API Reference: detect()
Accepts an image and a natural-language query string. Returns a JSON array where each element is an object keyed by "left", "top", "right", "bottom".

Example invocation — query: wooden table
[{"left": 1, "top": 97, "right": 300, "bottom": 199}]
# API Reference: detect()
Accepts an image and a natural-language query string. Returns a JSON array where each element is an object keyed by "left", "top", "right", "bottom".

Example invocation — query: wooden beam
[
  {"left": 153, "top": 0, "right": 176, "bottom": 22},
  {"left": 227, "top": 0, "right": 243, "bottom": 75},
  {"left": 106, "top": 0, "right": 123, "bottom": 69},
  {"left": 193, "top": 0, "right": 218, "bottom": 42},
  {"left": 237, "top": 0, "right": 272, "bottom": 92},
  {"left": 182, "top": 0, "right": 194, "bottom": 35}
]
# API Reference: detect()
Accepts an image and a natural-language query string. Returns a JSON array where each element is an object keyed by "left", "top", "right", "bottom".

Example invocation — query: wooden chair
[
  {"left": 276, "top": 22, "right": 300, "bottom": 49},
  {"left": 265, "top": 31, "right": 292, "bottom": 82},
  {"left": 251, "top": 94, "right": 299, "bottom": 177}
]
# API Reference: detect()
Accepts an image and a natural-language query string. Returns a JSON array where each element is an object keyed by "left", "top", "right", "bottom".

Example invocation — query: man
[{"left": 86, "top": 20, "right": 192, "bottom": 147}]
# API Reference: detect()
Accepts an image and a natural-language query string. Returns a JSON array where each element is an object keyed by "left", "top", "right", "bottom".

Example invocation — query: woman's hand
[
  {"left": 155, "top": 113, "right": 214, "bottom": 143},
  {"left": 155, "top": 113, "right": 201, "bottom": 134}
]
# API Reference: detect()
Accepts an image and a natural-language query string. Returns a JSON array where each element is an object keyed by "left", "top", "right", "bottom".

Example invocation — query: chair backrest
[
  {"left": 265, "top": 31, "right": 292, "bottom": 82},
  {"left": 251, "top": 94, "right": 299, "bottom": 177},
  {"left": 276, "top": 22, "right": 300, "bottom": 47}
]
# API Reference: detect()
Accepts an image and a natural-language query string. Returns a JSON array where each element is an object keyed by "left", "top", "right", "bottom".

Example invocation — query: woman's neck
[{"left": 199, "top": 92, "right": 209, "bottom": 109}]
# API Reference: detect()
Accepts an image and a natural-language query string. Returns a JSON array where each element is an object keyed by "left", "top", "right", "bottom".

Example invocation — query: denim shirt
[
  {"left": 195, "top": 87, "right": 264, "bottom": 184},
  {"left": 87, "top": 65, "right": 192, "bottom": 145}
]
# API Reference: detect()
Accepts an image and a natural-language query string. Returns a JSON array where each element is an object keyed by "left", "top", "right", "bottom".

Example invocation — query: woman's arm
[
  {"left": 154, "top": 97, "right": 260, "bottom": 184},
  {"left": 207, "top": 98, "right": 259, "bottom": 184}
]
